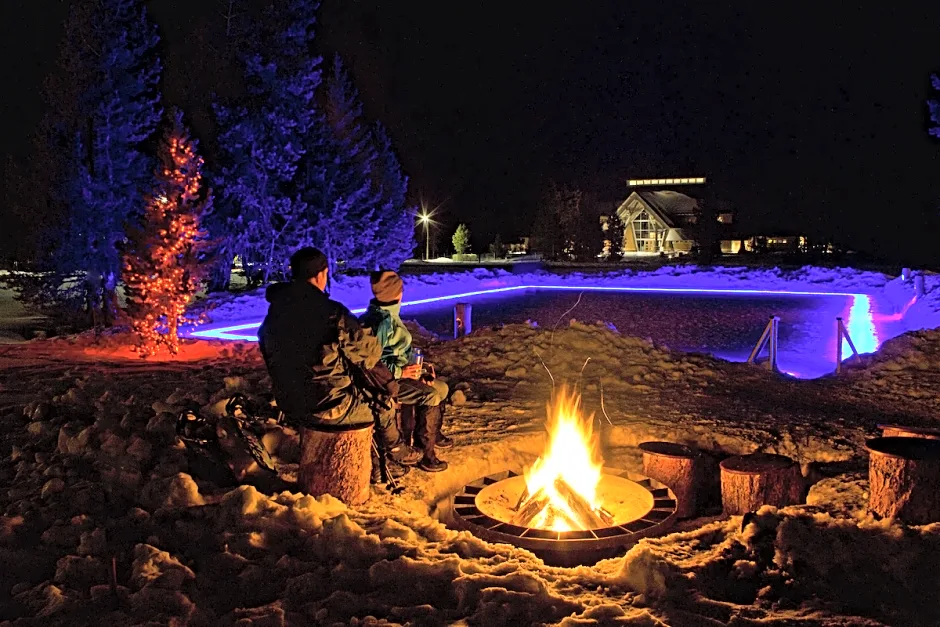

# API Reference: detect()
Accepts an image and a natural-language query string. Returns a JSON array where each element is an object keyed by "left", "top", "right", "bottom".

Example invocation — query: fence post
[
  {"left": 454, "top": 303, "right": 472, "bottom": 338},
  {"left": 915, "top": 274, "right": 925, "bottom": 299},
  {"left": 769, "top": 316, "right": 779, "bottom": 372},
  {"left": 747, "top": 316, "right": 774, "bottom": 365}
]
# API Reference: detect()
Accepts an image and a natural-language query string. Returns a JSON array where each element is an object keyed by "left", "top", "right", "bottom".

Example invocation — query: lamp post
[{"left": 418, "top": 212, "right": 431, "bottom": 260}]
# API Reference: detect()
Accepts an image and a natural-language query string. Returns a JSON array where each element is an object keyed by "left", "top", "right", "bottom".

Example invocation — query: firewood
[
  {"left": 511, "top": 486, "right": 550, "bottom": 526},
  {"left": 513, "top": 486, "right": 530, "bottom": 511},
  {"left": 597, "top": 506, "right": 615, "bottom": 526},
  {"left": 719, "top": 453, "right": 803, "bottom": 516},
  {"left": 553, "top": 477, "right": 605, "bottom": 529},
  {"left": 640, "top": 441, "right": 702, "bottom": 518},
  {"left": 868, "top": 437, "right": 940, "bottom": 525}
]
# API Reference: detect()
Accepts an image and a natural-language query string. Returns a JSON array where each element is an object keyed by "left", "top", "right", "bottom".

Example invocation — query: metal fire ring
[{"left": 451, "top": 468, "right": 678, "bottom": 562}]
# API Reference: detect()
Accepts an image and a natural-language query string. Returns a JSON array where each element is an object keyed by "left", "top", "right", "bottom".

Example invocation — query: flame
[{"left": 522, "top": 386, "right": 605, "bottom": 531}]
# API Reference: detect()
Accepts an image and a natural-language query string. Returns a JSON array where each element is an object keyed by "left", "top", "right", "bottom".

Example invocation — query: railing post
[
  {"left": 454, "top": 303, "right": 472, "bottom": 338},
  {"left": 748, "top": 316, "right": 774, "bottom": 365},
  {"left": 769, "top": 316, "right": 779, "bottom": 372},
  {"left": 836, "top": 317, "right": 844, "bottom": 374},
  {"left": 915, "top": 274, "right": 925, "bottom": 299}
]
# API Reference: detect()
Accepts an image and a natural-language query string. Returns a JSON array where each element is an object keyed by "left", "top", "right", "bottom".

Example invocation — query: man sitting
[
  {"left": 258, "top": 248, "right": 420, "bottom": 480},
  {"left": 360, "top": 270, "right": 452, "bottom": 472}
]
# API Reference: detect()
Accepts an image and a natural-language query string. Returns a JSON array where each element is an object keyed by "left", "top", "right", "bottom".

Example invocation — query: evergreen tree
[
  {"left": 488, "top": 233, "right": 506, "bottom": 258},
  {"left": 213, "top": 0, "right": 321, "bottom": 285},
  {"left": 123, "top": 111, "right": 212, "bottom": 356},
  {"left": 605, "top": 212, "right": 626, "bottom": 259},
  {"left": 929, "top": 74, "right": 940, "bottom": 138},
  {"left": 308, "top": 56, "right": 379, "bottom": 275},
  {"left": 367, "top": 124, "right": 416, "bottom": 269},
  {"left": 452, "top": 224, "right": 471, "bottom": 255},
  {"left": 18, "top": 0, "right": 163, "bottom": 323}
]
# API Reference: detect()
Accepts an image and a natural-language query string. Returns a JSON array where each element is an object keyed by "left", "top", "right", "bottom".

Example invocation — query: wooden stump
[
  {"left": 719, "top": 453, "right": 803, "bottom": 515},
  {"left": 298, "top": 423, "right": 373, "bottom": 506},
  {"left": 867, "top": 437, "right": 940, "bottom": 525},
  {"left": 878, "top": 424, "right": 940, "bottom": 440},
  {"left": 639, "top": 442, "right": 701, "bottom": 518}
]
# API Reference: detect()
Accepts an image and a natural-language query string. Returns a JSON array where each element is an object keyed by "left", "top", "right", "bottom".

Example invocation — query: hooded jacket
[
  {"left": 258, "top": 281, "right": 381, "bottom": 426},
  {"left": 359, "top": 299, "right": 413, "bottom": 379}
]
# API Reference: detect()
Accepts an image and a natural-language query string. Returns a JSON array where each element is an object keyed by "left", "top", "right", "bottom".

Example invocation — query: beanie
[{"left": 370, "top": 270, "right": 404, "bottom": 304}]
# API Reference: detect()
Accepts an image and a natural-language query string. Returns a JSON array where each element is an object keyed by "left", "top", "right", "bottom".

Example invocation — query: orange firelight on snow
[{"left": 521, "top": 387, "right": 606, "bottom": 531}]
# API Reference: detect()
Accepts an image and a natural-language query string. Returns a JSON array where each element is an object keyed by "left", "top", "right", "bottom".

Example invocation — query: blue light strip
[{"left": 189, "top": 284, "right": 864, "bottom": 342}]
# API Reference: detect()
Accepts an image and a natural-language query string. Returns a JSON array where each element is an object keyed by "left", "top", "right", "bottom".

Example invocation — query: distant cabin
[{"left": 615, "top": 190, "right": 700, "bottom": 254}]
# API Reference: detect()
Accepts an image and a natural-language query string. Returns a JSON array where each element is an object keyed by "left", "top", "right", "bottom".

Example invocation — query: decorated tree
[
  {"left": 123, "top": 112, "right": 212, "bottom": 356},
  {"left": 452, "top": 224, "right": 471, "bottom": 255}
]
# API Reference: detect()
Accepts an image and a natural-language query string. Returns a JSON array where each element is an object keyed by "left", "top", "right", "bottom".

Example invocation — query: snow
[{"left": 1, "top": 265, "right": 940, "bottom": 625}]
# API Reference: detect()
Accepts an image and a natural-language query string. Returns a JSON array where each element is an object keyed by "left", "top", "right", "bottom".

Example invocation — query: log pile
[
  {"left": 867, "top": 437, "right": 940, "bottom": 525},
  {"left": 511, "top": 477, "right": 613, "bottom": 529},
  {"left": 298, "top": 423, "right": 373, "bottom": 506},
  {"left": 719, "top": 453, "right": 803, "bottom": 515}
]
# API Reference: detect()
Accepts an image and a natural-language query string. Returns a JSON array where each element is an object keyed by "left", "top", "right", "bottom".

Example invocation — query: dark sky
[{"left": 2, "top": 1, "right": 940, "bottom": 256}]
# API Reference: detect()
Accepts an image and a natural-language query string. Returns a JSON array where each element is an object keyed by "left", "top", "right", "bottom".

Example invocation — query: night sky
[{"left": 2, "top": 1, "right": 939, "bottom": 257}]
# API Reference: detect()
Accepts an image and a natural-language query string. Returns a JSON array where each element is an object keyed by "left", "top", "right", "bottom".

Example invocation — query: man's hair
[{"left": 290, "top": 247, "right": 329, "bottom": 281}]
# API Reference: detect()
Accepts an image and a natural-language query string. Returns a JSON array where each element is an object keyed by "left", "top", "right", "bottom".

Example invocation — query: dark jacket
[{"left": 258, "top": 281, "right": 381, "bottom": 426}]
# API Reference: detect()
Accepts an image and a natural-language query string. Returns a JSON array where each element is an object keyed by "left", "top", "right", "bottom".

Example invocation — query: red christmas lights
[{"left": 123, "top": 113, "right": 211, "bottom": 356}]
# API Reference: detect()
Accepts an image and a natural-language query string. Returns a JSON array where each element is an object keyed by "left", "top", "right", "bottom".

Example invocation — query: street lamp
[{"left": 418, "top": 212, "right": 431, "bottom": 261}]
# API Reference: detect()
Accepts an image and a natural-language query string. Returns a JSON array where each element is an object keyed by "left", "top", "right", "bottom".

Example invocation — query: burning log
[
  {"left": 511, "top": 486, "right": 551, "bottom": 526},
  {"left": 553, "top": 477, "right": 606, "bottom": 529},
  {"left": 597, "top": 506, "right": 615, "bottom": 526},
  {"left": 513, "top": 486, "right": 530, "bottom": 511}
]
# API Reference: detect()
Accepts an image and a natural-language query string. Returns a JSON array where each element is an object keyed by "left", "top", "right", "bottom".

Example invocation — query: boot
[
  {"left": 387, "top": 443, "right": 422, "bottom": 466},
  {"left": 376, "top": 408, "right": 421, "bottom": 466},
  {"left": 371, "top": 446, "right": 411, "bottom": 483},
  {"left": 415, "top": 405, "right": 448, "bottom": 472}
]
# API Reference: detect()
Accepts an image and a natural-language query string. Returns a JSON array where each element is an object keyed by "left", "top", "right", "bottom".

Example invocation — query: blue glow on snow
[{"left": 188, "top": 284, "right": 888, "bottom": 378}]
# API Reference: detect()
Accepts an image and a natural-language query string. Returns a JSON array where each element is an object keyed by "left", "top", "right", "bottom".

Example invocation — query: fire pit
[{"left": 451, "top": 387, "right": 678, "bottom": 565}]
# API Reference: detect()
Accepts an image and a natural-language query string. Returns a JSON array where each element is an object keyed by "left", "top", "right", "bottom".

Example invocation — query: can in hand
[{"left": 410, "top": 347, "right": 424, "bottom": 376}]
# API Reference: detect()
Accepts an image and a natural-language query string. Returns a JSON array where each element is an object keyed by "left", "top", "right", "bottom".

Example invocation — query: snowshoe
[
  {"left": 225, "top": 394, "right": 277, "bottom": 473},
  {"left": 176, "top": 401, "right": 216, "bottom": 446},
  {"left": 176, "top": 403, "right": 237, "bottom": 486}
]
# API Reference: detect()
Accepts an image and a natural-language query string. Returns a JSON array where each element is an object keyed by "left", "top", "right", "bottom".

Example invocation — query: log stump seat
[
  {"left": 298, "top": 422, "right": 373, "bottom": 506},
  {"left": 877, "top": 424, "right": 940, "bottom": 440},
  {"left": 719, "top": 453, "right": 803, "bottom": 515},
  {"left": 867, "top": 437, "right": 940, "bottom": 525},
  {"left": 638, "top": 441, "right": 702, "bottom": 519}
]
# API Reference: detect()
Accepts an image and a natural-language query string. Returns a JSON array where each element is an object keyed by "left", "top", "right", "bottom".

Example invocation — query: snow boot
[
  {"left": 414, "top": 405, "right": 448, "bottom": 472},
  {"left": 435, "top": 434, "right": 454, "bottom": 449},
  {"left": 387, "top": 443, "right": 422, "bottom": 466}
]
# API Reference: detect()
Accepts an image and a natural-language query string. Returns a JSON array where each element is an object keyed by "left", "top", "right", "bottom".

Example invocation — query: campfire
[
  {"left": 452, "top": 385, "right": 679, "bottom": 565},
  {"left": 512, "top": 388, "right": 613, "bottom": 531}
]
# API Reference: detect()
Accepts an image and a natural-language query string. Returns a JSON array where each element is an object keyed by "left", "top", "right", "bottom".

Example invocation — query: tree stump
[
  {"left": 298, "top": 423, "right": 373, "bottom": 506},
  {"left": 867, "top": 437, "right": 940, "bottom": 525},
  {"left": 878, "top": 424, "right": 940, "bottom": 440},
  {"left": 719, "top": 453, "right": 803, "bottom": 515},
  {"left": 639, "top": 441, "right": 701, "bottom": 518}
]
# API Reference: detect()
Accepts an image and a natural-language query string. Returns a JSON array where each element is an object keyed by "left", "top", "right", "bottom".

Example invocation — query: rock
[
  {"left": 41, "top": 478, "right": 66, "bottom": 499},
  {"left": 27, "top": 421, "right": 51, "bottom": 439},
  {"left": 23, "top": 401, "right": 53, "bottom": 422},
  {"left": 141, "top": 473, "right": 205, "bottom": 509},
  {"left": 130, "top": 543, "right": 196, "bottom": 590},
  {"left": 450, "top": 390, "right": 467, "bottom": 406}
]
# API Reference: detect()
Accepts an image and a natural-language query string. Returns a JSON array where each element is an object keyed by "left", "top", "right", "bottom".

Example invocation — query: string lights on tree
[{"left": 123, "top": 110, "right": 212, "bottom": 356}]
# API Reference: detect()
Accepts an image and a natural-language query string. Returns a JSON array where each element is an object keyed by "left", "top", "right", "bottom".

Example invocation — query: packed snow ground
[{"left": 1, "top": 265, "right": 940, "bottom": 626}]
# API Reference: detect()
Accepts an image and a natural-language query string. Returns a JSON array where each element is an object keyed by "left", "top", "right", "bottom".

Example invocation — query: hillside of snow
[{"left": 2, "top": 309, "right": 940, "bottom": 625}]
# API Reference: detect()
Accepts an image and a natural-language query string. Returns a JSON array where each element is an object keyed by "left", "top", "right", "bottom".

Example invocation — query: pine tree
[
  {"left": 929, "top": 74, "right": 940, "bottom": 138},
  {"left": 368, "top": 124, "right": 417, "bottom": 269},
  {"left": 605, "top": 212, "right": 626, "bottom": 259},
  {"left": 9, "top": 0, "right": 163, "bottom": 324},
  {"left": 307, "top": 56, "right": 380, "bottom": 276},
  {"left": 213, "top": 0, "right": 321, "bottom": 285},
  {"left": 123, "top": 111, "right": 212, "bottom": 356},
  {"left": 452, "top": 224, "right": 471, "bottom": 255}
]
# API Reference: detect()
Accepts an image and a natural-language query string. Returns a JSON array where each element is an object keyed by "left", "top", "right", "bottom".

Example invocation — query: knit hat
[{"left": 370, "top": 270, "right": 404, "bottom": 303}]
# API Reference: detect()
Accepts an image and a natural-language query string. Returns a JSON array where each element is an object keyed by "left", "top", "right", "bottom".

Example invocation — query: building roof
[{"left": 615, "top": 190, "right": 700, "bottom": 229}]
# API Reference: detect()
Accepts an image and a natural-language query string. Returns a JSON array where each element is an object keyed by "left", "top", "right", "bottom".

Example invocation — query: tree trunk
[
  {"left": 639, "top": 441, "right": 702, "bottom": 519},
  {"left": 719, "top": 453, "right": 803, "bottom": 515},
  {"left": 867, "top": 437, "right": 940, "bottom": 525},
  {"left": 878, "top": 424, "right": 940, "bottom": 440},
  {"left": 298, "top": 423, "right": 373, "bottom": 506}
]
